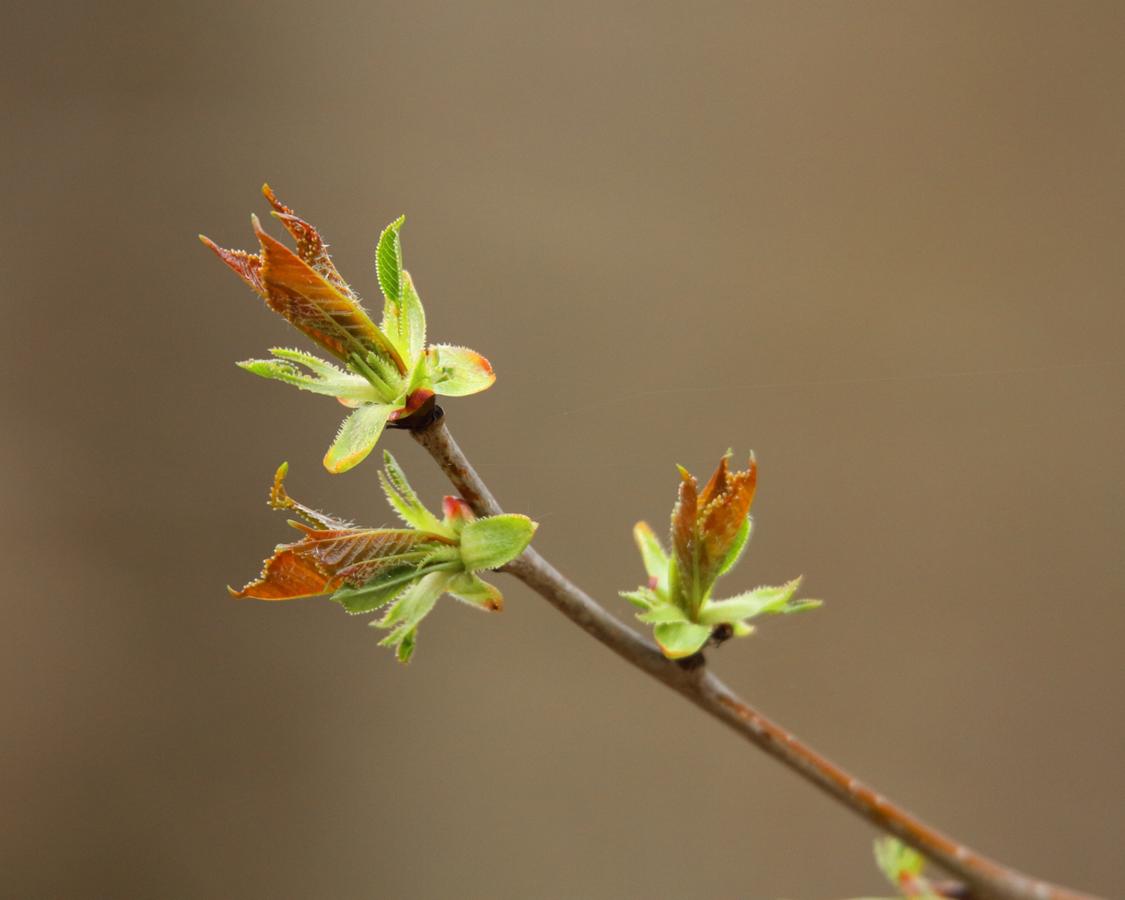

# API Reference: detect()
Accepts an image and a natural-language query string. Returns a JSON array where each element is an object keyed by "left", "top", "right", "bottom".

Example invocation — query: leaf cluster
[
  {"left": 202, "top": 186, "right": 494, "bottom": 473},
  {"left": 622, "top": 452, "right": 820, "bottom": 658},
  {"left": 230, "top": 452, "right": 535, "bottom": 662}
]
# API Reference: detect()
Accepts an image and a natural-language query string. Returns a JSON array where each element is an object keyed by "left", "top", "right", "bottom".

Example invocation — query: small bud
[{"left": 442, "top": 496, "right": 476, "bottom": 528}]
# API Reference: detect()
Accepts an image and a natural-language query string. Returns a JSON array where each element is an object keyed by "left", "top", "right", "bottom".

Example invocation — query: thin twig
[{"left": 411, "top": 413, "right": 1100, "bottom": 900}]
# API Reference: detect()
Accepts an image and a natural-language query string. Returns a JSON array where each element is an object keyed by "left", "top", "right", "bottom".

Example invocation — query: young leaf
[
  {"left": 262, "top": 183, "right": 353, "bottom": 296},
  {"left": 378, "top": 450, "right": 445, "bottom": 534},
  {"left": 229, "top": 456, "right": 532, "bottom": 661},
  {"left": 459, "top": 514, "right": 537, "bottom": 571},
  {"left": 716, "top": 517, "right": 752, "bottom": 578},
  {"left": 206, "top": 188, "right": 499, "bottom": 474},
  {"left": 374, "top": 569, "right": 451, "bottom": 663},
  {"left": 199, "top": 236, "right": 264, "bottom": 294},
  {"left": 376, "top": 215, "right": 406, "bottom": 305},
  {"left": 229, "top": 524, "right": 439, "bottom": 601},
  {"left": 625, "top": 452, "right": 818, "bottom": 659},
  {"left": 633, "top": 521, "right": 669, "bottom": 592},
  {"left": 237, "top": 349, "right": 381, "bottom": 403},
  {"left": 398, "top": 269, "right": 427, "bottom": 363},
  {"left": 254, "top": 217, "right": 404, "bottom": 369},
  {"left": 874, "top": 836, "right": 926, "bottom": 883},
  {"left": 653, "top": 621, "right": 713, "bottom": 659},
  {"left": 324, "top": 403, "right": 394, "bottom": 474},
  {"left": 636, "top": 605, "right": 690, "bottom": 625},
  {"left": 670, "top": 465, "right": 700, "bottom": 612},
  {"left": 696, "top": 453, "right": 757, "bottom": 592},
  {"left": 428, "top": 344, "right": 497, "bottom": 397},
  {"left": 872, "top": 836, "right": 942, "bottom": 899},
  {"left": 620, "top": 588, "right": 657, "bottom": 610},
  {"left": 445, "top": 571, "right": 504, "bottom": 611},
  {"left": 330, "top": 565, "right": 419, "bottom": 614},
  {"left": 698, "top": 578, "right": 820, "bottom": 626}
]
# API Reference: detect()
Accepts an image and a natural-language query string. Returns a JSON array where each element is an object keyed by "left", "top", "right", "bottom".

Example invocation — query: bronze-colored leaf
[
  {"left": 203, "top": 189, "right": 408, "bottom": 372},
  {"left": 670, "top": 465, "right": 699, "bottom": 605},
  {"left": 697, "top": 456, "right": 756, "bottom": 588},
  {"left": 261, "top": 183, "right": 353, "bottom": 298},
  {"left": 230, "top": 465, "right": 457, "bottom": 601},
  {"left": 668, "top": 455, "right": 758, "bottom": 610},
  {"left": 199, "top": 236, "right": 265, "bottom": 295},
  {"left": 698, "top": 452, "right": 731, "bottom": 509},
  {"left": 253, "top": 216, "right": 403, "bottom": 369},
  {"left": 230, "top": 525, "right": 448, "bottom": 601}
]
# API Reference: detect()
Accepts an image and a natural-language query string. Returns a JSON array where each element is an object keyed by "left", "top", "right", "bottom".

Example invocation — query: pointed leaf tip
[{"left": 200, "top": 233, "right": 265, "bottom": 295}]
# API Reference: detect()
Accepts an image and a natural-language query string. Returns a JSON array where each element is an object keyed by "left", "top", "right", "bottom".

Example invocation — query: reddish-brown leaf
[
  {"left": 698, "top": 453, "right": 731, "bottom": 509},
  {"left": 670, "top": 466, "right": 699, "bottom": 602},
  {"left": 261, "top": 183, "right": 353, "bottom": 298},
  {"left": 668, "top": 455, "right": 759, "bottom": 609},
  {"left": 253, "top": 216, "right": 401, "bottom": 367},
  {"left": 230, "top": 525, "right": 448, "bottom": 601},
  {"left": 199, "top": 236, "right": 265, "bottom": 295},
  {"left": 697, "top": 456, "right": 757, "bottom": 586},
  {"left": 203, "top": 189, "right": 407, "bottom": 372},
  {"left": 230, "top": 465, "right": 456, "bottom": 601}
]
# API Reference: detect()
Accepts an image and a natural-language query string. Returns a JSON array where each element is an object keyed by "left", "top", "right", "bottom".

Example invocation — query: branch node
[{"left": 387, "top": 398, "right": 443, "bottom": 431}]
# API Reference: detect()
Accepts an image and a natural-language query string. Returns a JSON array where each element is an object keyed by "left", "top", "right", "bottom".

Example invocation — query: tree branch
[{"left": 412, "top": 413, "right": 1100, "bottom": 900}]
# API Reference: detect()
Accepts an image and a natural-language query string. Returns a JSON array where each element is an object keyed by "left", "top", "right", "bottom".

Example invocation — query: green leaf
[
  {"left": 378, "top": 450, "right": 446, "bottom": 533},
  {"left": 632, "top": 521, "right": 669, "bottom": 594},
  {"left": 652, "top": 621, "right": 712, "bottom": 658},
  {"left": 376, "top": 215, "right": 406, "bottom": 304},
  {"left": 398, "top": 269, "right": 427, "bottom": 364},
  {"left": 636, "top": 604, "right": 689, "bottom": 625},
  {"left": 373, "top": 569, "right": 452, "bottom": 663},
  {"left": 874, "top": 837, "right": 925, "bottom": 882},
  {"left": 458, "top": 514, "right": 537, "bottom": 571},
  {"left": 237, "top": 349, "right": 380, "bottom": 403},
  {"left": 428, "top": 344, "right": 496, "bottom": 397},
  {"left": 716, "top": 517, "right": 752, "bottom": 578},
  {"left": 358, "top": 349, "right": 405, "bottom": 396},
  {"left": 666, "top": 555, "right": 686, "bottom": 617},
  {"left": 445, "top": 571, "right": 504, "bottom": 611},
  {"left": 330, "top": 566, "right": 419, "bottom": 614},
  {"left": 872, "top": 837, "right": 942, "bottom": 898},
  {"left": 405, "top": 349, "right": 433, "bottom": 396},
  {"left": 377, "top": 570, "right": 451, "bottom": 628},
  {"left": 323, "top": 403, "right": 393, "bottom": 474},
  {"left": 620, "top": 588, "right": 657, "bottom": 610},
  {"left": 698, "top": 578, "right": 821, "bottom": 626}
]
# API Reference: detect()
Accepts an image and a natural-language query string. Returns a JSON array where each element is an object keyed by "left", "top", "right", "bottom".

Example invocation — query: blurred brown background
[{"left": 2, "top": 2, "right": 1123, "bottom": 897}]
